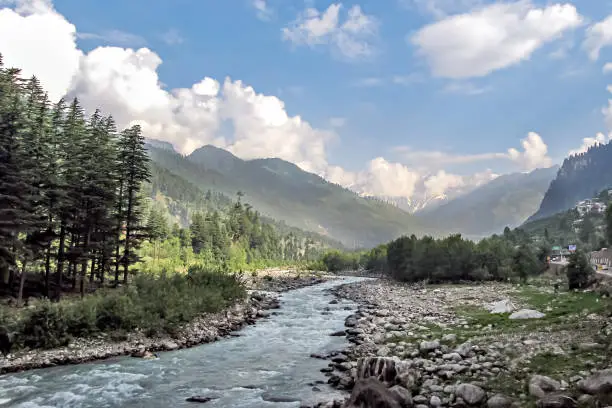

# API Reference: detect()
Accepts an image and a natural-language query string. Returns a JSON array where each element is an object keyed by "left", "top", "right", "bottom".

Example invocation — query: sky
[{"left": 2, "top": 0, "right": 612, "bottom": 204}]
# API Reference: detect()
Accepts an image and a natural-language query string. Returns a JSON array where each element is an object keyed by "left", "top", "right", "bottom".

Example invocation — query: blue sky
[{"left": 2, "top": 0, "right": 612, "bottom": 201}]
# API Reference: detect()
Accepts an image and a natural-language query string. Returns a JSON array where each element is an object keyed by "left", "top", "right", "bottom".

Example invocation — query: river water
[{"left": 0, "top": 277, "right": 366, "bottom": 408}]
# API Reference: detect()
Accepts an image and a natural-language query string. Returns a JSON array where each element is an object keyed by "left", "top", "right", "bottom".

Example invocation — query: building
[
  {"left": 575, "top": 199, "right": 607, "bottom": 216},
  {"left": 591, "top": 248, "right": 612, "bottom": 270}
]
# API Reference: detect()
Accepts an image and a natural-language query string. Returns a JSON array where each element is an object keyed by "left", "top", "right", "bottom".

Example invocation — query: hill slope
[
  {"left": 417, "top": 167, "right": 558, "bottom": 238},
  {"left": 529, "top": 142, "right": 612, "bottom": 222},
  {"left": 146, "top": 142, "right": 430, "bottom": 247}
]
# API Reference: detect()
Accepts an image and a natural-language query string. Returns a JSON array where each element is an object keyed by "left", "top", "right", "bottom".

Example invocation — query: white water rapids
[{"left": 0, "top": 277, "right": 367, "bottom": 408}]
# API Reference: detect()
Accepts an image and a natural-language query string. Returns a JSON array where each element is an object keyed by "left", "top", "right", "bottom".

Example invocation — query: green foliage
[
  {"left": 566, "top": 250, "right": 594, "bottom": 290},
  {"left": 320, "top": 250, "right": 361, "bottom": 272},
  {"left": 2, "top": 268, "right": 245, "bottom": 350},
  {"left": 513, "top": 243, "right": 540, "bottom": 282}
]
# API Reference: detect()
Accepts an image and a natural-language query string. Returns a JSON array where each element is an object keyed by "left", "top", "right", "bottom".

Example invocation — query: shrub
[
  {"left": 8, "top": 267, "right": 246, "bottom": 350},
  {"left": 567, "top": 251, "right": 594, "bottom": 290}
]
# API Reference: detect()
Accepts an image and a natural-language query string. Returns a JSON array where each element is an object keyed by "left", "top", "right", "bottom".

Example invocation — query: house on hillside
[
  {"left": 576, "top": 199, "right": 607, "bottom": 215},
  {"left": 591, "top": 248, "right": 612, "bottom": 270}
]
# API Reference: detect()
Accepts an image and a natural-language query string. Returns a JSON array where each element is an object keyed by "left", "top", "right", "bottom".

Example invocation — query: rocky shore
[
  {"left": 309, "top": 279, "right": 612, "bottom": 408},
  {"left": 0, "top": 273, "right": 329, "bottom": 374}
]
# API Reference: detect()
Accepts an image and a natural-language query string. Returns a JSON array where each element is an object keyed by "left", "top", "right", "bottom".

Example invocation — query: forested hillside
[
  {"left": 520, "top": 188, "right": 612, "bottom": 250},
  {"left": 417, "top": 167, "right": 558, "bottom": 238},
  {"left": 0, "top": 56, "right": 335, "bottom": 306},
  {"left": 147, "top": 142, "right": 431, "bottom": 247},
  {"left": 529, "top": 142, "right": 612, "bottom": 221}
]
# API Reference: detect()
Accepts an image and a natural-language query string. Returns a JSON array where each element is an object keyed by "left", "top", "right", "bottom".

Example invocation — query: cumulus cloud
[
  {"left": 568, "top": 132, "right": 612, "bottom": 156},
  {"left": 282, "top": 3, "right": 378, "bottom": 60},
  {"left": 506, "top": 132, "right": 552, "bottom": 170},
  {"left": 0, "top": 0, "right": 552, "bottom": 205},
  {"left": 396, "top": 132, "right": 552, "bottom": 172},
  {"left": 0, "top": 0, "right": 82, "bottom": 101},
  {"left": 583, "top": 15, "right": 612, "bottom": 61},
  {"left": 411, "top": 1, "right": 582, "bottom": 78}
]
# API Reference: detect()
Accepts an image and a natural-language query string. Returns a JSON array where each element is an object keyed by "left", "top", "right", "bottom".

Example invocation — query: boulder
[
  {"left": 356, "top": 357, "right": 410, "bottom": 385},
  {"left": 577, "top": 369, "right": 612, "bottom": 395},
  {"left": 487, "top": 394, "right": 513, "bottom": 408},
  {"left": 186, "top": 395, "right": 217, "bottom": 403},
  {"left": 343, "top": 378, "right": 407, "bottom": 408},
  {"left": 509, "top": 309, "right": 545, "bottom": 319},
  {"left": 535, "top": 394, "right": 577, "bottom": 408},
  {"left": 486, "top": 299, "right": 516, "bottom": 314},
  {"left": 389, "top": 385, "right": 413, "bottom": 408},
  {"left": 530, "top": 375, "right": 561, "bottom": 395},
  {"left": 455, "top": 383, "right": 486, "bottom": 405},
  {"left": 419, "top": 340, "right": 440, "bottom": 353}
]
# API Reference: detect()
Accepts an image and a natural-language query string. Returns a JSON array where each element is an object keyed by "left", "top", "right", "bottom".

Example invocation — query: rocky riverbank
[
  {"left": 0, "top": 272, "right": 330, "bottom": 374},
  {"left": 309, "top": 279, "right": 612, "bottom": 408}
]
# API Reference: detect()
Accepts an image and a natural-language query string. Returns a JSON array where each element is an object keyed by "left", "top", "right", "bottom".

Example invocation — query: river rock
[
  {"left": 535, "top": 394, "right": 577, "bottom": 408},
  {"left": 389, "top": 385, "right": 413, "bottom": 408},
  {"left": 486, "top": 299, "right": 516, "bottom": 314},
  {"left": 577, "top": 369, "right": 612, "bottom": 395},
  {"left": 419, "top": 340, "right": 440, "bottom": 353},
  {"left": 509, "top": 309, "right": 545, "bottom": 319},
  {"left": 487, "top": 394, "right": 513, "bottom": 408},
  {"left": 344, "top": 378, "right": 404, "bottom": 408},
  {"left": 186, "top": 395, "right": 217, "bottom": 403},
  {"left": 530, "top": 375, "right": 561, "bottom": 397},
  {"left": 455, "top": 383, "right": 486, "bottom": 405}
]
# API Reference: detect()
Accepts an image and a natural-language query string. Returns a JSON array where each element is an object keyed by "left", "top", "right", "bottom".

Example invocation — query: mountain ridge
[
  {"left": 528, "top": 142, "right": 612, "bottom": 222},
  {"left": 145, "top": 140, "right": 432, "bottom": 247}
]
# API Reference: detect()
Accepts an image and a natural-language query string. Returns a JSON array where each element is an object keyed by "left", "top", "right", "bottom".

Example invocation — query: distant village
[{"left": 549, "top": 189, "right": 612, "bottom": 271}]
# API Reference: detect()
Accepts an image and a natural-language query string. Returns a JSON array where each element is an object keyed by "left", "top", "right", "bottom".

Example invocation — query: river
[{"left": 0, "top": 277, "right": 366, "bottom": 408}]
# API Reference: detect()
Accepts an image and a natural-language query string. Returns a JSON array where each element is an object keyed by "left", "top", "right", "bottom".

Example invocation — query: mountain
[
  {"left": 145, "top": 141, "right": 431, "bottom": 247},
  {"left": 416, "top": 166, "right": 559, "bottom": 238},
  {"left": 529, "top": 142, "right": 612, "bottom": 222}
]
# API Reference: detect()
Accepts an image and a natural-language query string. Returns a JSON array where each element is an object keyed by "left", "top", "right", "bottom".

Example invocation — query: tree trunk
[
  {"left": 114, "top": 182, "right": 124, "bottom": 286},
  {"left": 123, "top": 187, "right": 134, "bottom": 285},
  {"left": 55, "top": 221, "right": 66, "bottom": 300},
  {"left": 44, "top": 240, "right": 52, "bottom": 298},
  {"left": 17, "top": 260, "right": 27, "bottom": 307}
]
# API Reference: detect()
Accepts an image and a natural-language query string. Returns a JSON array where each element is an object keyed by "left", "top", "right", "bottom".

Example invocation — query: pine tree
[{"left": 117, "top": 125, "right": 150, "bottom": 284}]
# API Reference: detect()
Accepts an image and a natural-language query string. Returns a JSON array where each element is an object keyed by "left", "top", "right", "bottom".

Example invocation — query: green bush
[{"left": 2, "top": 268, "right": 246, "bottom": 351}]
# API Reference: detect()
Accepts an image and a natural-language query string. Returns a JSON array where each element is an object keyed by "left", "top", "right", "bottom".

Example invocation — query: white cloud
[
  {"left": 282, "top": 3, "right": 378, "bottom": 60},
  {"left": 568, "top": 132, "right": 612, "bottom": 156},
  {"left": 326, "top": 158, "right": 421, "bottom": 198},
  {"left": 252, "top": 0, "right": 273, "bottom": 21},
  {"left": 396, "top": 132, "right": 552, "bottom": 171},
  {"left": 411, "top": 1, "right": 582, "bottom": 79},
  {"left": 506, "top": 132, "right": 552, "bottom": 170},
  {"left": 603, "top": 63, "right": 612, "bottom": 74},
  {"left": 0, "top": 0, "right": 556, "bottom": 205},
  {"left": 583, "top": 15, "right": 612, "bottom": 61},
  {"left": 0, "top": 0, "right": 82, "bottom": 101},
  {"left": 78, "top": 29, "right": 146, "bottom": 47},
  {"left": 400, "top": 0, "right": 484, "bottom": 19},
  {"left": 160, "top": 28, "right": 184, "bottom": 45}
]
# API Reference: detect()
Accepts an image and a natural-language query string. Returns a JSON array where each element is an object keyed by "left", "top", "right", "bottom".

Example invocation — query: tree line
[
  {"left": 0, "top": 54, "right": 150, "bottom": 303},
  {"left": 319, "top": 228, "right": 550, "bottom": 283}
]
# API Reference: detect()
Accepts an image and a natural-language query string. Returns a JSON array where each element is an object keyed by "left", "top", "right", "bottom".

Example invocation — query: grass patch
[{"left": 0, "top": 266, "right": 246, "bottom": 350}]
